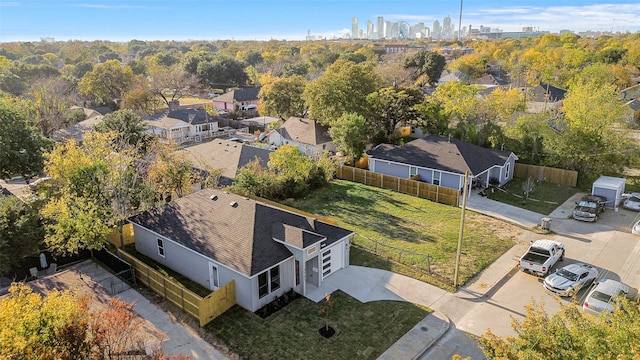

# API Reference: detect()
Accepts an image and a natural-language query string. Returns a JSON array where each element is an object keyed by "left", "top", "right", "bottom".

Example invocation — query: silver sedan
[
  {"left": 543, "top": 262, "right": 599, "bottom": 297},
  {"left": 623, "top": 193, "right": 640, "bottom": 211}
]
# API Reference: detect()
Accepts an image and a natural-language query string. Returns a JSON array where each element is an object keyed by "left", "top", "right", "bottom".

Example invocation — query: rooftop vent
[
  {"left": 229, "top": 201, "right": 238, "bottom": 207},
  {"left": 210, "top": 195, "right": 218, "bottom": 201}
]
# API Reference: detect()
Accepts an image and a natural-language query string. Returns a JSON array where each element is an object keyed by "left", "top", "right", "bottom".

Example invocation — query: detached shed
[{"left": 592, "top": 176, "right": 626, "bottom": 209}]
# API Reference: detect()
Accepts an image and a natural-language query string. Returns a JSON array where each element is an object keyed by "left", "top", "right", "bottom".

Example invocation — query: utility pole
[{"left": 454, "top": 170, "right": 469, "bottom": 287}]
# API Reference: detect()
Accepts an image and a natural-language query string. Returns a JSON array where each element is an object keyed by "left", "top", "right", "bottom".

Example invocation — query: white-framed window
[
  {"left": 258, "top": 272, "right": 268, "bottom": 298},
  {"left": 505, "top": 163, "right": 510, "bottom": 179},
  {"left": 211, "top": 264, "right": 219, "bottom": 288},
  {"left": 157, "top": 238, "right": 165, "bottom": 257},
  {"left": 258, "top": 265, "right": 281, "bottom": 299},
  {"left": 410, "top": 166, "right": 417, "bottom": 177},
  {"left": 433, "top": 171, "right": 441, "bottom": 185},
  {"left": 270, "top": 267, "right": 280, "bottom": 292}
]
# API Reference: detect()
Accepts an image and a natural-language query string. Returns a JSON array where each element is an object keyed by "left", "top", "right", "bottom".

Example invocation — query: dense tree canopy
[
  {"left": 303, "top": 59, "right": 381, "bottom": 126},
  {"left": 78, "top": 59, "right": 134, "bottom": 106},
  {"left": 258, "top": 75, "right": 306, "bottom": 119},
  {"left": 0, "top": 196, "right": 44, "bottom": 275},
  {"left": 0, "top": 101, "right": 53, "bottom": 180},
  {"left": 403, "top": 50, "right": 446, "bottom": 86}
]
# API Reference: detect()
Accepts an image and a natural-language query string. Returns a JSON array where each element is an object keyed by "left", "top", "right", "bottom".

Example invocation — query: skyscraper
[
  {"left": 433, "top": 20, "right": 441, "bottom": 39},
  {"left": 443, "top": 16, "right": 452, "bottom": 39},
  {"left": 377, "top": 16, "right": 384, "bottom": 39},
  {"left": 367, "top": 20, "right": 374, "bottom": 39},
  {"left": 352, "top": 17, "right": 358, "bottom": 39}
]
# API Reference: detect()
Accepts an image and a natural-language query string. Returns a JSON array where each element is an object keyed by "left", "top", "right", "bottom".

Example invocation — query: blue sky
[{"left": 0, "top": 0, "right": 639, "bottom": 42}]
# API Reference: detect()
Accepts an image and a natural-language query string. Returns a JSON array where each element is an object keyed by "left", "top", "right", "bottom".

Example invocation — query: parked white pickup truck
[{"left": 518, "top": 239, "right": 565, "bottom": 277}]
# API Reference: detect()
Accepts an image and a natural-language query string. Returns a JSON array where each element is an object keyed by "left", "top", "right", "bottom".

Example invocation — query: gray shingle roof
[
  {"left": 530, "top": 82, "right": 567, "bottom": 102},
  {"left": 215, "top": 87, "right": 260, "bottom": 104},
  {"left": 180, "top": 140, "right": 271, "bottom": 186},
  {"left": 367, "top": 135, "right": 514, "bottom": 176},
  {"left": 128, "top": 189, "right": 353, "bottom": 277},
  {"left": 275, "top": 117, "right": 332, "bottom": 145}
]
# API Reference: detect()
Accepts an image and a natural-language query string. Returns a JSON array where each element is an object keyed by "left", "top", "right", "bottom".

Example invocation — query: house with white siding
[
  {"left": 268, "top": 117, "right": 336, "bottom": 158},
  {"left": 128, "top": 189, "right": 353, "bottom": 312}
]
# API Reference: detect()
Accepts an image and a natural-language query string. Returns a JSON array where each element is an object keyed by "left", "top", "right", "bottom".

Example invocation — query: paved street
[{"left": 420, "top": 193, "right": 640, "bottom": 359}]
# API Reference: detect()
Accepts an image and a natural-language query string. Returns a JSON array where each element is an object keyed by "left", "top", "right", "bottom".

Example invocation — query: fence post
[
  {"left": 398, "top": 251, "right": 402, "bottom": 263},
  {"left": 147, "top": 267, "right": 150, "bottom": 286},
  {"left": 374, "top": 239, "right": 378, "bottom": 254},
  {"left": 181, "top": 288, "right": 185, "bottom": 310},
  {"left": 416, "top": 181, "right": 419, "bottom": 196},
  {"left": 426, "top": 255, "right": 431, "bottom": 274},
  {"left": 163, "top": 278, "right": 167, "bottom": 298},
  {"left": 364, "top": 169, "right": 367, "bottom": 185}
]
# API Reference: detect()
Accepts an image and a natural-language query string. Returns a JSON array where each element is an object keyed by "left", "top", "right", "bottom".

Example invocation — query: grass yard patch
[
  {"left": 206, "top": 290, "right": 430, "bottom": 360},
  {"left": 486, "top": 178, "right": 579, "bottom": 215},
  {"left": 285, "top": 180, "right": 519, "bottom": 286}
]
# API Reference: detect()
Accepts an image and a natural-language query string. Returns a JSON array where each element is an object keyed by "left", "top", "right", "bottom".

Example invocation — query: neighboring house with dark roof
[
  {"left": 470, "top": 74, "right": 510, "bottom": 88},
  {"left": 179, "top": 139, "right": 272, "bottom": 187},
  {"left": 145, "top": 109, "right": 219, "bottom": 144},
  {"left": 128, "top": 189, "right": 354, "bottom": 312},
  {"left": 212, "top": 87, "right": 260, "bottom": 112},
  {"left": 268, "top": 117, "right": 336, "bottom": 158},
  {"left": 366, "top": 135, "right": 518, "bottom": 191},
  {"left": 526, "top": 82, "right": 567, "bottom": 113}
]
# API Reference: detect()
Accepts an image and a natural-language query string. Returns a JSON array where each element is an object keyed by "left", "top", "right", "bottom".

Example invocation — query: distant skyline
[{"left": 0, "top": 0, "right": 639, "bottom": 42}]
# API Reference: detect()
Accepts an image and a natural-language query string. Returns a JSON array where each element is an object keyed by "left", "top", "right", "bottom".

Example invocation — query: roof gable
[
  {"left": 367, "top": 135, "right": 514, "bottom": 175},
  {"left": 128, "top": 189, "right": 352, "bottom": 276}
]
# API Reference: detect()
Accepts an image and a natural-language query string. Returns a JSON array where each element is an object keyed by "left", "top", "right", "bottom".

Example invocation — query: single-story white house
[
  {"left": 366, "top": 134, "right": 518, "bottom": 192},
  {"left": 128, "top": 189, "right": 354, "bottom": 312}
]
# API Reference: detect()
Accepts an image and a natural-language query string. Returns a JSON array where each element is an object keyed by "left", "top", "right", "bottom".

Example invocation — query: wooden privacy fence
[
  {"left": 117, "top": 250, "right": 236, "bottom": 327},
  {"left": 514, "top": 163, "right": 578, "bottom": 187},
  {"left": 336, "top": 166, "right": 460, "bottom": 206},
  {"left": 106, "top": 224, "right": 135, "bottom": 248}
]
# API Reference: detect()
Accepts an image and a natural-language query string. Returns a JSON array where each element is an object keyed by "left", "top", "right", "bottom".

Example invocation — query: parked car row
[{"left": 519, "top": 240, "right": 638, "bottom": 316}]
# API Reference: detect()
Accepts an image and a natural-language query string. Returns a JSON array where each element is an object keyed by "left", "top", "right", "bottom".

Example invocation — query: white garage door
[{"left": 321, "top": 245, "right": 343, "bottom": 279}]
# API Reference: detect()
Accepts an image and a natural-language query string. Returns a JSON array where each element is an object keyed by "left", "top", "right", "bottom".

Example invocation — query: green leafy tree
[
  {"left": 303, "top": 59, "right": 381, "bottom": 126},
  {"left": 258, "top": 75, "right": 307, "bottom": 119},
  {"left": 93, "top": 109, "right": 151, "bottom": 152},
  {"left": 196, "top": 56, "right": 248, "bottom": 89},
  {"left": 366, "top": 86, "right": 425, "bottom": 139},
  {"left": 480, "top": 299, "right": 640, "bottom": 360},
  {"left": 403, "top": 50, "right": 446, "bottom": 86},
  {"left": 544, "top": 78, "right": 636, "bottom": 184},
  {"left": 413, "top": 101, "right": 450, "bottom": 136},
  {"left": 0, "top": 197, "right": 44, "bottom": 275},
  {"left": 78, "top": 59, "right": 134, "bottom": 105},
  {"left": 329, "top": 113, "right": 368, "bottom": 164},
  {"left": 234, "top": 144, "right": 335, "bottom": 200},
  {"left": 0, "top": 102, "right": 53, "bottom": 180}
]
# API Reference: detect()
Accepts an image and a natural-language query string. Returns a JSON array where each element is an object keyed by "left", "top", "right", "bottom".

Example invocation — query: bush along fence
[
  {"left": 117, "top": 249, "right": 236, "bottom": 327},
  {"left": 336, "top": 166, "right": 460, "bottom": 207},
  {"left": 514, "top": 163, "right": 578, "bottom": 187},
  {"left": 351, "top": 233, "right": 454, "bottom": 285}
]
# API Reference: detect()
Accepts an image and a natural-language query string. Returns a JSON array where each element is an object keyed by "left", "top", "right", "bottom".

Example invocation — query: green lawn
[
  {"left": 206, "top": 290, "right": 430, "bottom": 360},
  {"left": 283, "top": 180, "right": 517, "bottom": 286},
  {"left": 486, "top": 178, "right": 579, "bottom": 215}
]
